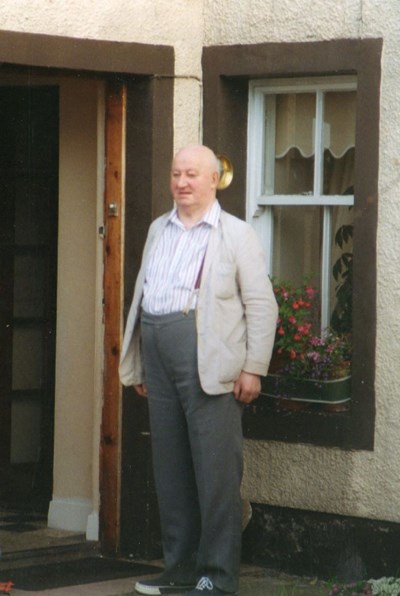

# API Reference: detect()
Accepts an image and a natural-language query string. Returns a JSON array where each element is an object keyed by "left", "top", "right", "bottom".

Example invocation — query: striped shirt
[{"left": 142, "top": 200, "right": 221, "bottom": 314}]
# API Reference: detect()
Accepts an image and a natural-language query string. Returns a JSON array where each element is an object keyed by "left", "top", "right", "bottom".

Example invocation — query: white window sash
[
  {"left": 246, "top": 76, "right": 356, "bottom": 332},
  {"left": 257, "top": 195, "right": 354, "bottom": 206}
]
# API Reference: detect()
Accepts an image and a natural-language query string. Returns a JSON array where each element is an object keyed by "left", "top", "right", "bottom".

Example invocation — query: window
[
  {"left": 247, "top": 77, "right": 356, "bottom": 334},
  {"left": 202, "top": 38, "right": 382, "bottom": 449}
]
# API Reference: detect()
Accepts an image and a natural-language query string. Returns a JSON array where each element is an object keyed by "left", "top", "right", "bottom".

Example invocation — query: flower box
[{"left": 261, "top": 373, "right": 352, "bottom": 404}]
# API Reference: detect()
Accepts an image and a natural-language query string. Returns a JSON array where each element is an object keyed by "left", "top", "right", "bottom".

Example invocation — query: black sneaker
[
  {"left": 184, "top": 576, "right": 237, "bottom": 595},
  {"left": 135, "top": 573, "right": 196, "bottom": 595}
]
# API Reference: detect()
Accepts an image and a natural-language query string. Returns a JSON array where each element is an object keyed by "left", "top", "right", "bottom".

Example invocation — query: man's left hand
[{"left": 233, "top": 371, "right": 261, "bottom": 404}]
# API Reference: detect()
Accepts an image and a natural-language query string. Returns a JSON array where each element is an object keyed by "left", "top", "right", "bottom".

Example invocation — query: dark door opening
[{"left": 0, "top": 86, "right": 59, "bottom": 513}]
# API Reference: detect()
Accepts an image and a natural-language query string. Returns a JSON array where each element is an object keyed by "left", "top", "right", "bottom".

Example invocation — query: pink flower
[
  {"left": 298, "top": 323, "right": 312, "bottom": 335},
  {"left": 305, "top": 286, "right": 316, "bottom": 299}
]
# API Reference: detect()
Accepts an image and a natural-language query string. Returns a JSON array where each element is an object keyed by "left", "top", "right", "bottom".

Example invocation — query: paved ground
[
  {"left": 6, "top": 564, "right": 330, "bottom": 595},
  {"left": 0, "top": 512, "right": 330, "bottom": 595}
]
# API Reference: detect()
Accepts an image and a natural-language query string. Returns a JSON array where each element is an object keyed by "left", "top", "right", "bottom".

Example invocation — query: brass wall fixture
[{"left": 216, "top": 154, "right": 233, "bottom": 190}]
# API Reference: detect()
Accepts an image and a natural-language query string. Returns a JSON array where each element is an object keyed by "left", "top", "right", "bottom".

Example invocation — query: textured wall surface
[
  {"left": 1, "top": 0, "right": 400, "bottom": 526},
  {"left": 0, "top": 0, "right": 204, "bottom": 150}
]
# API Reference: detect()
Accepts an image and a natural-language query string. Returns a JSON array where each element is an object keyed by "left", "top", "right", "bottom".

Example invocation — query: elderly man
[{"left": 119, "top": 144, "right": 278, "bottom": 596}]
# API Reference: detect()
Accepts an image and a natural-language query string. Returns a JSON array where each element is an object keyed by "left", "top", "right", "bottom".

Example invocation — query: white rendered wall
[
  {"left": 1, "top": 0, "right": 400, "bottom": 527},
  {"left": 0, "top": 0, "right": 204, "bottom": 151}
]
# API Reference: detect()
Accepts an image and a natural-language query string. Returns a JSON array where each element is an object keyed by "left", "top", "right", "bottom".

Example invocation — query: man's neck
[{"left": 177, "top": 200, "right": 216, "bottom": 229}]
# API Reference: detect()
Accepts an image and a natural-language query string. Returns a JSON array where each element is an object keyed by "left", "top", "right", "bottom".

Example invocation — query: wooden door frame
[
  {"left": 0, "top": 29, "right": 174, "bottom": 553},
  {"left": 100, "top": 80, "right": 126, "bottom": 553}
]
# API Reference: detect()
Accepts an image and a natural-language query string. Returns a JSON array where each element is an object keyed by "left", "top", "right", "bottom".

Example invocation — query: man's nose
[{"left": 177, "top": 174, "right": 188, "bottom": 187}]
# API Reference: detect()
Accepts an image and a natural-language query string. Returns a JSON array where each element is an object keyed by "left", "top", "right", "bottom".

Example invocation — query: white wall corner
[
  {"left": 48, "top": 497, "right": 92, "bottom": 533},
  {"left": 86, "top": 510, "right": 99, "bottom": 541}
]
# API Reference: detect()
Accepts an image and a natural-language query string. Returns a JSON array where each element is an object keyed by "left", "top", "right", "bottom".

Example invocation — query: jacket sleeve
[
  {"left": 119, "top": 213, "right": 170, "bottom": 386},
  {"left": 234, "top": 224, "right": 278, "bottom": 376}
]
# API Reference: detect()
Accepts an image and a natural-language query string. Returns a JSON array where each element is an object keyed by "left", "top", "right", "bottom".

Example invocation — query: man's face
[{"left": 170, "top": 146, "right": 219, "bottom": 213}]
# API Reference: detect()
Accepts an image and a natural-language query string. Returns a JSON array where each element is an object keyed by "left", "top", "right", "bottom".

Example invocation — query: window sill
[{"left": 242, "top": 393, "right": 369, "bottom": 450}]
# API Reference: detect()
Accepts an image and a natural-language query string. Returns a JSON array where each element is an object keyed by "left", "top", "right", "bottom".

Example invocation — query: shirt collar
[{"left": 168, "top": 200, "right": 221, "bottom": 229}]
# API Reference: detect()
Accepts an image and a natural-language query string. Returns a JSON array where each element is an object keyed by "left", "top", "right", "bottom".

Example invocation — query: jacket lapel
[{"left": 200, "top": 218, "right": 222, "bottom": 287}]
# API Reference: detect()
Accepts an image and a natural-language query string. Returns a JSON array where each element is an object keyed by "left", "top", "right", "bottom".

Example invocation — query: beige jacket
[{"left": 119, "top": 209, "right": 278, "bottom": 395}]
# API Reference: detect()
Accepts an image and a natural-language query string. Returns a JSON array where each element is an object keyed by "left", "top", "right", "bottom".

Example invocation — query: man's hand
[
  {"left": 233, "top": 371, "right": 261, "bottom": 404},
  {"left": 133, "top": 383, "right": 148, "bottom": 397}
]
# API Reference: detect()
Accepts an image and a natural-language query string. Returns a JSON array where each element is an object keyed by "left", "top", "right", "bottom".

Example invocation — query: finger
[
  {"left": 239, "top": 392, "right": 259, "bottom": 404},
  {"left": 233, "top": 381, "right": 241, "bottom": 400},
  {"left": 133, "top": 384, "right": 148, "bottom": 398}
]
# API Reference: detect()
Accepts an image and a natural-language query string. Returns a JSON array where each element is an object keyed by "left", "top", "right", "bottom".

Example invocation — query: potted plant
[
  {"left": 329, "top": 576, "right": 400, "bottom": 595},
  {"left": 264, "top": 279, "right": 352, "bottom": 408}
]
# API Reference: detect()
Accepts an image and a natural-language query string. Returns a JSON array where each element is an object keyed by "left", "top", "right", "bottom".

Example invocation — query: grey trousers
[{"left": 141, "top": 310, "right": 243, "bottom": 594}]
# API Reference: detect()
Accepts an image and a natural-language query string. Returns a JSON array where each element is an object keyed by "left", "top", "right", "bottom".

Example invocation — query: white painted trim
[
  {"left": 48, "top": 497, "right": 91, "bottom": 533},
  {"left": 257, "top": 195, "right": 354, "bottom": 206},
  {"left": 249, "top": 75, "right": 357, "bottom": 95},
  {"left": 314, "top": 90, "right": 325, "bottom": 196},
  {"left": 321, "top": 207, "right": 333, "bottom": 332},
  {"left": 86, "top": 511, "right": 100, "bottom": 541}
]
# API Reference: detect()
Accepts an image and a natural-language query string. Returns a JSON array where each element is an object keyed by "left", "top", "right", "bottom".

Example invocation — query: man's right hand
[{"left": 133, "top": 383, "right": 148, "bottom": 397}]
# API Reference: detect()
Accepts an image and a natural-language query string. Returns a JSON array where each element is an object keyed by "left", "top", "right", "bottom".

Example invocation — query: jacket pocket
[
  {"left": 218, "top": 337, "right": 246, "bottom": 384},
  {"left": 215, "top": 262, "right": 237, "bottom": 299}
]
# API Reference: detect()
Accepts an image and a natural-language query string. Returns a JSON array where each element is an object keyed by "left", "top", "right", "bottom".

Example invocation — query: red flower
[
  {"left": 277, "top": 326, "right": 285, "bottom": 336},
  {"left": 298, "top": 323, "right": 312, "bottom": 335},
  {"left": 288, "top": 315, "right": 297, "bottom": 324},
  {"left": 289, "top": 349, "right": 297, "bottom": 359},
  {"left": 292, "top": 301, "right": 299, "bottom": 310},
  {"left": 305, "top": 286, "right": 316, "bottom": 299}
]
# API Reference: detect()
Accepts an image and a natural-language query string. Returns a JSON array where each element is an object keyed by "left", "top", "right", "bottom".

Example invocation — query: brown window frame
[{"left": 202, "top": 38, "right": 382, "bottom": 450}]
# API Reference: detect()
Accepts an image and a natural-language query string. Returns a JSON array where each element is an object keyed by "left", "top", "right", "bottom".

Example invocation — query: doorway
[
  {"left": 0, "top": 28, "right": 174, "bottom": 558},
  {"left": 0, "top": 86, "right": 59, "bottom": 513}
]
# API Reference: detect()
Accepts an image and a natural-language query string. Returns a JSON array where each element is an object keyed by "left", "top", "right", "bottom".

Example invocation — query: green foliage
[
  {"left": 329, "top": 577, "right": 400, "bottom": 595},
  {"left": 331, "top": 220, "right": 353, "bottom": 334}
]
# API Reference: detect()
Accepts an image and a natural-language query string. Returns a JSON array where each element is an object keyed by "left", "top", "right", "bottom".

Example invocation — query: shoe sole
[{"left": 135, "top": 580, "right": 195, "bottom": 595}]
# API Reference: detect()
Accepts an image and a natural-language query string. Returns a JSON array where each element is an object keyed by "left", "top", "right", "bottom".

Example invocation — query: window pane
[
  {"left": 272, "top": 93, "right": 316, "bottom": 195},
  {"left": 11, "top": 397, "right": 42, "bottom": 463},
  {"left": 330, "top": 205, "right": 354, "bottom": 333},
  {"left": 272, "top": 205, "right": 321, "bottom": 287},
  {"left": 14, "top": 253, "right": 45, "bottom": 318},
  {"left": 323, "top": 91, "right": 356, "bottom": 195},
  {"left": 12, "top": 327, "right": 43, "bottom": 390}
]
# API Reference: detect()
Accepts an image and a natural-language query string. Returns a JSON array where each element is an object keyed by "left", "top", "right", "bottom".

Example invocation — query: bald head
[
  {"left": 173, "top": 144, "right": 220, "bottom": 177},
  {"left": 170, "top": 144, "right": 220, "bottom": 223}
]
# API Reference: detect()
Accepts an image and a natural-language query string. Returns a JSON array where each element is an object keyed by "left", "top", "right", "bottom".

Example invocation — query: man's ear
[{"left": 211, "top": 170, "right": 219, "bottom": 188}]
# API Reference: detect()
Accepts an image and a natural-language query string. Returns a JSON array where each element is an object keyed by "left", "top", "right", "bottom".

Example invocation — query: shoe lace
[{"left": 195, "top": 576, "right": 214, "bottom": 591}]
